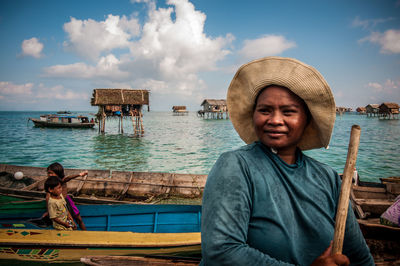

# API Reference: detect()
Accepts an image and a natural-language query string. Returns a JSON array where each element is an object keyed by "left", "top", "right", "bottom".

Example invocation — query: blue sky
[{"left": 0, "top": 0, "right": 399, "bottom": 111}]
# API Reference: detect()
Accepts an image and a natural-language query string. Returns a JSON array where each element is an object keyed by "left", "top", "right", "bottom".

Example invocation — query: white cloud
[
  {"left": 46, "top": 0, "right": 233, "bottom": 99},
  {"left": 0, "top": 81, "right": 33, "bottom": 95},
  {"left": 359, "top": 29, "right": 400, "bottom": 54},
  {"left": 351, "top": 16, "right": 394, "bottom": 30},
  {"left": 43, "top": 54, "right": 129, "bottom": 80},
  {"left": 36, "top": 84, "right": 88, "bottom": 100},
  {"left": 63, "top": 14, "right": 140, "bottom": 61},
  {"left": 0, "top": 82, "right": 87, "bottom": 103},
  {"left": 367, "top": 79, "right": 399, "bottom": 94},
  {"left": 238, "top": 35, "right": 296, "bottom": 61},
  {"left": 21, "top": 38, "right": 44, "bottom": 58}
]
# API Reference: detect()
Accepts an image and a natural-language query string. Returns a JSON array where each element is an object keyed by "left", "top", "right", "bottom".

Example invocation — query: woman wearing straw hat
[{"left": 200, "top": 57, "right": 373, "bottom": 265}]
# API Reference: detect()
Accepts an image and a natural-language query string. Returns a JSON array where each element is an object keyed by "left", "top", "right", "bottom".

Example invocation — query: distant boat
[
  {"left": 56, "top": 110, "right": 72, "bottom": 114},
  {"left": 28, "top": 114, "right": 95, "bottom": 128}
]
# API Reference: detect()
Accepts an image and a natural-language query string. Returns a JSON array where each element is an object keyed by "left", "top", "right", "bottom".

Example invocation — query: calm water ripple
[{"left": 0, "top": 111, "right": 399, "bottom": 182}]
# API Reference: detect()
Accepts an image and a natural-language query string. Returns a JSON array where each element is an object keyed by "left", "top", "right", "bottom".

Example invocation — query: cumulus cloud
[
  {"left": 0, "top": 81, "right": 33, "bottom": 95},
  {"left": 36, "top": 83, "right": 88, "bottom": 100},
  {"left": 351, "top": 16, "right": 394, "bottom": 30},
  {"left": 63, "top": 14, "right": 140, "bottom": 61},
  {"left": 359, "top": 29, "right": 400, "bottom": 54},
  {"left": 21, "top": 37, "right": 44, "bottom": 58},
  {"left": 45, "top": 0, "right": 233, "bottom": 100},
  {"left": 0, "top": 81, "right": 87, "bottom": 103},
  {"left": 238, "top": 35, "right": 296, "bottom": 61},
  {"left": 367, "top": 79, "right": 399, "bottom": 94},
  {"left": 43, "top": 54, "right": 129, "bottom": 80}
]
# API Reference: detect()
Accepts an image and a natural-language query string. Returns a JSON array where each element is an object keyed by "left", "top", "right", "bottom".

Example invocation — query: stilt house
[
  {"left": 172, "top": 106, "right": 189, "bottom": 116},
  {"left": 356, "top": 107, "right": 366, "bottom": 114},
  {"left": 378, "top": 102, "right": 399, "bottom": 119},
  {"left": 366, "top": 104, "right": 379, "bottom": 117},
  {"left": 91, "top": 89, "right": 150, "bottom": 134},
  {"left": 199, "top": 99, "right": 228, "bottom": 119},
  {"left": 336, "top": 107, "right": 351, "bottom": 114}
]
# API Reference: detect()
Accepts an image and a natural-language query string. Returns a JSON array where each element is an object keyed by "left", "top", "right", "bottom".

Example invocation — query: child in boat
[
  {"left": 44, "top": 175, "right": 77, "bottom": 230},
  {"left": 45, "top": 162, "right": 87, "bottom": 230}
]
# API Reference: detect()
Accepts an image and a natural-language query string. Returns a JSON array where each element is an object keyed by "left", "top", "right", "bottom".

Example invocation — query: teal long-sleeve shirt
[{"left": 200, "top": 142, "right": 373, "bottom": 265}]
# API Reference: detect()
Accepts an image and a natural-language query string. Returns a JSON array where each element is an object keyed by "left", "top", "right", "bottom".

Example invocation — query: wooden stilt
[
  {"left": 101, "top": 106, "right": 106, "bottom": 133},
  {"left": 120, "top": 113, "right": 124, "bottom": 134},
  {"left": 130, "top": 110, "right": 137, "bottom": 135},
  {"left": 139, "top": 111, "right": 144, "bottom": 134}
]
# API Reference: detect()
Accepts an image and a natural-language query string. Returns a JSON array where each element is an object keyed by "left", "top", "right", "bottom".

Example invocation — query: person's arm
[
  {"left": 63, "top": 170, "right": 88, "bottom": 183},
  {"left": 67, "top": 211, "right": 77, "bottom": 230},
  {"left": 52, "top": 217, "right": 73, "bottom": 229},
  {"left": 201, "top": 152, "right": 293, "bottom": 266},
  {"left": 41, "top": 192, "right": 50, "bottom": 218}
]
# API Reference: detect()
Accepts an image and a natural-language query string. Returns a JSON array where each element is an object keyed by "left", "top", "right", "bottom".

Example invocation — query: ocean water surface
[{"left": 0, "top": 111, "right": 398, "bottom": 182}]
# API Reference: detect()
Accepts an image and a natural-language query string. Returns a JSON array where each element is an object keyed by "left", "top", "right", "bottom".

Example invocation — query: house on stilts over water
[
  {"left": 366, "top": 104, "right": 379, "bottom": 117},
  {"left": 378, "top": 102, "right": 399, "bottom": 119},
  {"left": 198, "top": 99, "right": 228, "bottom": 119},
  {"left": 91, "top": 89, "right": 150, "bottom": 135}
]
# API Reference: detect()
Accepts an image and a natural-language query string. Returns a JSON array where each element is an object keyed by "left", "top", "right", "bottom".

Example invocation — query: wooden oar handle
[{"left": 332, "top": 125, "right": 361, "bottom": 254}]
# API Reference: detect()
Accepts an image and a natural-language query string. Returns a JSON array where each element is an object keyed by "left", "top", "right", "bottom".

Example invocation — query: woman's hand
[{"left": 311, "top": 242, "right": 350, "bottom": 266}]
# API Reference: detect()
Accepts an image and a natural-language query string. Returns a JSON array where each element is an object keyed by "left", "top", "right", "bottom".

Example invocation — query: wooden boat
[
  {"left": 351, "top": 178, "right": 400, "bottom": 265},
  {"left": 0, "top": 164, "right": 206, "bottom": 204},
  {"left": 28, "top": 114, "right": 95, "bottom": 128},
  {"left": 0, "top": 229, "right": 201, "bottom": 263},
  {"left": 81, "top": 255, "right": 201, "bottom": 265},
  {"left": 0, "top": 195, "right": 202, "bottom": 233}
]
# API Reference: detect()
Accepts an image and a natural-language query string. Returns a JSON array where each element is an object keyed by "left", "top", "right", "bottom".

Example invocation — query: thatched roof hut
[
  {"left": 366, "top": 104, "right": 379, "bottom": 113},
  {"left": 201, "top": 99, "right": 227, "bottom": 112},
  {"left": 356, "top": 107, "right": 366, "bottom": 114},
  {"left": 91, "top": 89, "right": 149, "bottom": 106},
  {"left": 379, "top": 102, "right": 399, "bottom": 114},
  {"left": 91, "top": 89, "right": 150, "bottom": 134},
  {"left": 172, "top": 106, "right": 187, "bottom": 111}
]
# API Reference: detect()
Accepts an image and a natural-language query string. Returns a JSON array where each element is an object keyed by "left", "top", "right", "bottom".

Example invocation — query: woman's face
[{"left": 253, "top": 86, "right": 309, "bottom": 154}]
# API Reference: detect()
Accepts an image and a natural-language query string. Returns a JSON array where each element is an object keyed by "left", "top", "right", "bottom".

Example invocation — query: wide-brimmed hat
[{"left": 227, "top": 56, "right": 336, "bottom": 150}]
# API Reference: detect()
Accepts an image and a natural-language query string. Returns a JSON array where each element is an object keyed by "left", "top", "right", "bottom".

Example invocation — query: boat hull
[
  {"left": 0, "top": 198, "right": 202, "bottom": 233},
  {"left": 0, "top": 229, "right": 201, "bottom": 262},
  {"left": 30, "top": 118, "right": 95, "bottom": 128},
  {"left": 0, "top": 164, "right": 206, "bottom": 204}
]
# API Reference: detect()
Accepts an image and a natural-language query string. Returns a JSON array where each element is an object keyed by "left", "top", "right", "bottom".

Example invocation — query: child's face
[
  {"left": 47, "top": 170, "right": 57, "bottom": 177},
  {"left": 49, "top": 183, "right": 62, "bottom": 196}
]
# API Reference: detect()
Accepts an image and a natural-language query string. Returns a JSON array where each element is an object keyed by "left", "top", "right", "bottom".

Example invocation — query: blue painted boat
[{"left": 0, "top": 197, "right": 202, "bottom": 233}]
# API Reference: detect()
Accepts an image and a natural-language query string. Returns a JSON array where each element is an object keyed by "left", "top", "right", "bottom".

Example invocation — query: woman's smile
[{"left": 253, "top": 85, "right": 309, "bottom": 157}]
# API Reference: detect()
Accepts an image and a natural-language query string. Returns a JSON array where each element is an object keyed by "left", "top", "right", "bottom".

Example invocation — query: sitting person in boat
[
  {"left": 43, "top": 162, "right": 87, "bottom": 230},
  {"left": 44, "top": 175, "right": 77, "bottom": 230},
  {"left": 200, "top": 57, "right": 374, "bottom": 265},
  {"left": 380, "top": 195, "right": 400, "bottom": 227}
]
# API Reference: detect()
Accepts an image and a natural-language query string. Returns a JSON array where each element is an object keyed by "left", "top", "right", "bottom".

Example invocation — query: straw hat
[{"left": 227, "top": 56, "right": 336, "bottom": 151}]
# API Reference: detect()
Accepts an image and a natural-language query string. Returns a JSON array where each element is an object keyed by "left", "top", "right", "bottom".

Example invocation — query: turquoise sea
[{"left": 0, "top": 111, "right": 399, "bottom": 182}]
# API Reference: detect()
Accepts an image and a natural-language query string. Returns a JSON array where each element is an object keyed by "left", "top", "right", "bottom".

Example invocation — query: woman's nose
[{"left": 268, "top": 111, "right": 284, "bottom": 125}]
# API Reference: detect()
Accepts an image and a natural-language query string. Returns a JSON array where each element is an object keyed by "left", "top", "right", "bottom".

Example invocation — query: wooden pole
[
  {"left": 120, "top": 113, "right": 124, "bottom": 134},
  {"left": 332, "top": 125, "right": 361, "bottom": 254},
  {"left": 101, "top": 106, "right": 106, "bottom": 133}
]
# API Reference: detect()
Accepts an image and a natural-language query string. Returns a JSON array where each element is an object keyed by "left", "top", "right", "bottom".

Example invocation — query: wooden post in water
[
  {"left": 139, "top": 111, "right": 144, "bottom": 135},
  {"left": 101, "top": 106, "right": 106, "bottom": 133},
  {"left": 120, "top": 113, "right": 124, "bottom": 134},
  {"left": 332, "top": 125, "right": 361, "bottom": 254}
]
